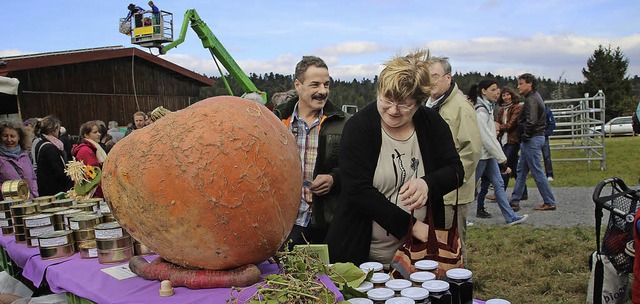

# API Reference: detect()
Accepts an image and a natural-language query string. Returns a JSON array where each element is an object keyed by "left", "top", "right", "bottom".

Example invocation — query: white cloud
[
  {"left": 330, "top": 64, "right": 384, "bottom": 81},
  {"left": 425, "top": 33, "right": 640, "bottom": 82},
  {"left": 161, "top": 53, "right": 298, "bottom": 77},
  {"left": 316, "top": 41, "right": 386, "bottom": 56},
  {"left": 0, "top": 50, "right": 27, "bottom": 57}
]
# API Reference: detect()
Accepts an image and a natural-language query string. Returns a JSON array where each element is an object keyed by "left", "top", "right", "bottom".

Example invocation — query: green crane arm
[{"left": 160, "top": 9, "right": 266, "bottom": 103}]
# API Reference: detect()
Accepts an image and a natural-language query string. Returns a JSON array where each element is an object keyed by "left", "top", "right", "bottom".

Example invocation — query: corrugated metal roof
[{"left": 0, "top": 46, "right": 214, "bottom": 86}]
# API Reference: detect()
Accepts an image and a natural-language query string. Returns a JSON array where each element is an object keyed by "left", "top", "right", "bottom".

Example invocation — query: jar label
[
  {"left": 70, "top": 221, "right": 80, "bottom": 230},
  {"left": 88, "top": 248, "right": 98, "bottom": 257},
  {"left": 30, "top": 238, "right": 39, "bottom": 247},
  {"left": 39, "top": 236, "right": 69, "bottom": 247},
  {"left": 100, "top": 205, "right": 111, "bottom": 213},
  {"left": 0, "top": 219, "right": 9, "bottom": 227},
  {"left": 96, "top": 228, "right": 123, "bottom": 239},
  {"left": 29, "top": 225, "right": 55, "bottom": 237},
  {"left": 25, "top": 217, "right": 52, "bottom": 228},
  {"left": 0, "top": 212, "right": 6, "bottom": 219}
]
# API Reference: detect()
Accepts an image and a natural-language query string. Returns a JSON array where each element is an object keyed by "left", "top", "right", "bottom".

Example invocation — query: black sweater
[{"left": 325, "top": 102, "right": 463, "bottom": 265}]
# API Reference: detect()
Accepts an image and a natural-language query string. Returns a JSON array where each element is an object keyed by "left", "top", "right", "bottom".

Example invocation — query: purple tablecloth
[
  {"left": 0, "top": 234, "right": 75, "bottom": 286},
  {"left": 0, "top": 233, "right": 289, "bottom": 303},
  {"left": 0, "top": 235, "right": 39, "bottom": 269},
  {"left": 45, "top": 255, "right": 281, "bottom": 304}
]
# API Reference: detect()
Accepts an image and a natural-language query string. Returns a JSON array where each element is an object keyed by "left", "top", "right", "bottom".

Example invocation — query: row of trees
[{"left": 201, "top": 45, "right": 637, "bottom": 121}]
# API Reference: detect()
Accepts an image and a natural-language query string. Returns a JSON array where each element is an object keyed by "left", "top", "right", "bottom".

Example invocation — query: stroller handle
[{"left": 592, "top": 177, "right": 638, "bottom": 223}]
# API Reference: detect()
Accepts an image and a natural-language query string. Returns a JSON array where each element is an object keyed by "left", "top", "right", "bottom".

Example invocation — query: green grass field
[
  {"left": 548, "top": 136, "right": 639, "bottom": 187},
  {"left": 467, "top": 226, "right": 594, "bottom": 303},
  {"left": 468, "top": 136, "right": 638, "bottom": 303}
]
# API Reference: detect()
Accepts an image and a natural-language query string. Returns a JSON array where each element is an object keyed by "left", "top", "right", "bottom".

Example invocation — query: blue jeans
[
  {"left": 501, "top": 143, "right": 519, "bottom": 190},
  {"left": 476, "top": 158, "right": 520, "bottom": 222},
  {"left": 502, "top": 143, "right": 527, "bottom": 197},
  {"left": 511, "top": 136, "right": 556, "bottom": 206},
  {"left": 542, "top": 135, "right": 554, "bottom": 178}
]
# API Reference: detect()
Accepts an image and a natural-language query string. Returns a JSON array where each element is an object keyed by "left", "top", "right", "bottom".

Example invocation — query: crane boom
[{"left": 160, "top": 9, "right": 266, "bottom": 102}]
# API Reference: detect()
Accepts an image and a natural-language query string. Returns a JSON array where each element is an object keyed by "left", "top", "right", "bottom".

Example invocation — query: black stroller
[{"left": 590, "top": 177, "right": 640, "bottom": 304}]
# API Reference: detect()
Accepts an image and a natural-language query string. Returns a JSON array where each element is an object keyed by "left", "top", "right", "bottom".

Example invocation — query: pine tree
[{"left": 581, "top": 45, "right": 633, "bottom": 120}]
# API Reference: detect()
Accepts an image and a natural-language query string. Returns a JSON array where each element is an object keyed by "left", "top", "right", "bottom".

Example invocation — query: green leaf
[
  {"left": 340, "top": 284, "right": 367, "bottom": 300},
  {"left": 328, "top": 262, "right": 369, "bottom": 288},
  {"left": 295, "top": 261, "right": 307, "bottom": 272},
  {"left": 264, "top": 274, "right": 285, "bottom": 283}
]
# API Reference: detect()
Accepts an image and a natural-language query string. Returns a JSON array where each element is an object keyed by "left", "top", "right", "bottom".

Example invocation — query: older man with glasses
[{"left": 425, "top": 56, "right": 482, "bottom": 265}]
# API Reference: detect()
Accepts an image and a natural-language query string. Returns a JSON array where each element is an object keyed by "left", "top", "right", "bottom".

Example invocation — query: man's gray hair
[
  {"left": 108, "top": 121, "right": 119, "bottom": 129},
  {"left": 429, "top": 56, "right": 452, "bottom": 75},
  {"left": 243, "top": 92, "right": 264, "bottom": 104}
]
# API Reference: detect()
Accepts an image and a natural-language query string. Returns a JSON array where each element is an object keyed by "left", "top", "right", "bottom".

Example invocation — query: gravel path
[{"left": 465, "top": 186, "right": 638, "bottom": 228}]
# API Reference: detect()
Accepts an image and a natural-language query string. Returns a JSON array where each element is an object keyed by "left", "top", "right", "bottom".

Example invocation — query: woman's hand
[
  {"left": 499, "top": 161, "right": 512, "bottom": 175},
  {"left": 399, "top": 178, "right": 429, "bottom": 211}
]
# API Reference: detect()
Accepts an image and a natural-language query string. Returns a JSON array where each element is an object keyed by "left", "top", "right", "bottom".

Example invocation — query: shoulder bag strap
[
  {"left": 6, "top": 159, "right": 25, "bottom": 180},
  {"left": 36, "top": 142, "right": 53, "bottom": 162}
]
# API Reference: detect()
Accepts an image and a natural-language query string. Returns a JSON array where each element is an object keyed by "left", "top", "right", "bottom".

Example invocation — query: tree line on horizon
[{"left": 201, "top": 45, "right": 639, "bottom": 122}]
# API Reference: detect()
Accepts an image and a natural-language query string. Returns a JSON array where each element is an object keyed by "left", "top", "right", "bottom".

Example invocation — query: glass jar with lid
[
  {"left": 367, "top": 288, "right": 395, "bottom": 304},
  {"left": 410, "top": 271, "right": 436, "bottom": 287},
  {"left": 370, "top": 272, "right": 391, "bottom": 288},
  {"left": 401, "top": 286, "right": 431, "bottom": 304},
  {"left": 385, "top": 279, "right": 412, "bottom": 296},
  {"left": 356, "top": 281, "right": 374, "bottom": 293},
  {"left": 421, "top": 280, "right": 452, "bottom": 304},
  {"left": 360, "top": 261, "right": 384, "bottom": 273},
  {"left": 445, "top": 268, "right": 472, "bottom": 304}
]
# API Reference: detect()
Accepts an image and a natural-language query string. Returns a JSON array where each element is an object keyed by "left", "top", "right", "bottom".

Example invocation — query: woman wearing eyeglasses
[{"left": 325, "top": 50, "right": 463, "bottom": 266}]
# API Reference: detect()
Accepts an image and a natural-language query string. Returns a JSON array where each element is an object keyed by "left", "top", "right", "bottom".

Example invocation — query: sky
[{"left": 3, "top": 0, "right": 640, "bottom": 83}]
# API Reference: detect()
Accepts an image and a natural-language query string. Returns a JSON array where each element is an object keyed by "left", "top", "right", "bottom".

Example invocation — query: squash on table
[{"left": 103, "top": 96, "right": 302, "bottom": 270}]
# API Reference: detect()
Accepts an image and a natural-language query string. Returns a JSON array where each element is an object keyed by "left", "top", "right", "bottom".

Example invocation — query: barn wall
[{"left": 12, "top": 56, "right": 207, "bottom": 135}]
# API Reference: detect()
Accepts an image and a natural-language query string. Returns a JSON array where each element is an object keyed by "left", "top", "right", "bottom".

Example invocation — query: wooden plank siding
[{"left": 5, "top": 51, "right": 209, "bottom": 135}]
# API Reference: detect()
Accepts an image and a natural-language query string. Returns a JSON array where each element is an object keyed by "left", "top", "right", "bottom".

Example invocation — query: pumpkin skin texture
[{"left": 102, "top": 96, "right": 301, "bottom": 270}]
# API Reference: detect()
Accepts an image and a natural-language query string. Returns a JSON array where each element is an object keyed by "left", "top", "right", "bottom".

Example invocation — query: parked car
[{"left": 591, "top": 116, "right": 635, "bottom": 136}]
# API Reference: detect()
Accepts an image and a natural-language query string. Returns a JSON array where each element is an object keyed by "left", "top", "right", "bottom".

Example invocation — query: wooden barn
[{"left": 0, "top": 46, "right": 214, "bottom": 135}]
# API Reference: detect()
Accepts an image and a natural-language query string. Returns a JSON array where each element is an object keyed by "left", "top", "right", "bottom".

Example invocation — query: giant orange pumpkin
[{"left": 102, "top": 96, "right": 302, "bottom": 270}]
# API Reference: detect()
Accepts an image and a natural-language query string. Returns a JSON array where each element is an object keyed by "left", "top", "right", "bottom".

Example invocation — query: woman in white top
[{"left": 471, "top": 79, "right": 528, "bottom": 225}]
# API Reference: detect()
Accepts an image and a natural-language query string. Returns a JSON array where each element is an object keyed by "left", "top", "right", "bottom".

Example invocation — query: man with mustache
[{"left": 274, "top": 56, "right": 349, "bottom": 249}]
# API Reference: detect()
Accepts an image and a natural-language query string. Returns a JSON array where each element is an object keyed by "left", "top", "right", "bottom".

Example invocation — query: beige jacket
[{"left": 429, "top": 83, "right": 482, "bottom": 205}]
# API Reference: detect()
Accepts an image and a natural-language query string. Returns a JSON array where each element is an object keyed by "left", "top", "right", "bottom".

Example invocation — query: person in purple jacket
[{"left": 0, "top": 121, "right": 38, "bottom": 199}]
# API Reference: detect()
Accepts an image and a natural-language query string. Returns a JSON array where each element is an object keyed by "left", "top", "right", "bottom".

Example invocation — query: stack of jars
[
  {"left": 348, "top": 260, "right": 485, "bottom": 304},
  {"left": 10, "top": 202, "right": 40, "bottom": 243},
  {"left": 69, "top": 214, "right": 102, "bottom": 252},
  {"left": 23, "top": 213, "right": 55, "bottom": 248},
  {"left": 0, "top": 199, "right": 22, "bottom": 235},
  {"left": 95, "top": 221, "right": 133, "bottom": 265}
]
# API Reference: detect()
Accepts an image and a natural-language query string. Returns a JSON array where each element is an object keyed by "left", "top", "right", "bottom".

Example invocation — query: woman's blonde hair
[
  {"left": 37, "top": 115, "right": 61, "bottom": 136},
  {"left": 377, "top": 49, "right": 432, "bottom": 103}
]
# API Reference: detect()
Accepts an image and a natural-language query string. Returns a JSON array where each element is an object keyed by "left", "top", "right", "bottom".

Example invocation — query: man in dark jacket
[
  {"left": 273, "top": 56, "right": 348, "bottom": 249},
  {"left": 542, "top": 105, "right": 556, "bottom": 181},
  {"left": 509, "top": 73, "right": 557, "bottom": 211}
]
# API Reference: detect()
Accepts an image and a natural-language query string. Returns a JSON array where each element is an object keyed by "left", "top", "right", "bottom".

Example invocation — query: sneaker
[
  {"left": 534, "top": 204, "right": 556, "bottom": 211},
  {"left": 485, "top": 193, "right": 496, "bottom": 201},
  {"left": 507, "top": 214, "right": 529, "bottom": 226},
  {"left": 509, "top": 200, "right": 521, "bottom": 212},
  {"left": 547, "top": 176, "right": 554, "bottom": 182},
  {"left": 466, "top": 220, "right": 474, "bottom": 227},
  {"left": 476, "top": 209, "right": 493, "bottom": 218}
]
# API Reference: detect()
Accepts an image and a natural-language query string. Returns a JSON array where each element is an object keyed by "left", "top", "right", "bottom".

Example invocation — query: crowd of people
[
  {"left": 276, "top": 51, "right": 560, "bottom": 268},
  {"left": 0, "top": 110, "right": 155, "bottom": 201},
  {"left": 0, "top": 49, "right": 563, "bottom": 270}
]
